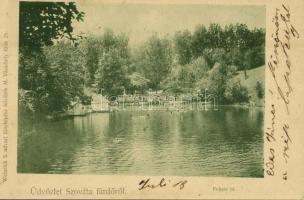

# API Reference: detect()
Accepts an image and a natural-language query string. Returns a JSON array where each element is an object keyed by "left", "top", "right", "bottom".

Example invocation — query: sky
[{"left": 73, "top": 2, "right": 266, "bottom": 46}]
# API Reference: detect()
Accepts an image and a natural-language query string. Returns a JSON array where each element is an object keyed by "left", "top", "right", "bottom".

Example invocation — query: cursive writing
[
  {"left": 282, "top": 123, "right": 292, "bottom": 164},
  {"left": 265, "top": 104, "right": 276, "bottom": 176},
  {"left": 138, "top": 178, "right": 187, "bottom": 190},
  {"left": 266, "top": 148, "right": 275, "bottom": 176},
  {"left": 268, "top": 4, "right": 299, "bottom": 115},
  {"left": 266, "top": 104, "right": 276, "bottom": 143},
  {"left": 266, "top": 4, "right": 299, "bottom": 181}
]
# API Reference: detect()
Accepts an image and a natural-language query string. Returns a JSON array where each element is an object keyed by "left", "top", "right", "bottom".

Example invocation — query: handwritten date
[{"left": 138, "top": 178, "right": 187, "bottom": 190}]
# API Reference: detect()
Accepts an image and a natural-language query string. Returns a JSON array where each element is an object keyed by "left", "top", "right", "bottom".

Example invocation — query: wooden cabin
[{"left": 91, "top": 94, "right": 109, "bottom": 112}]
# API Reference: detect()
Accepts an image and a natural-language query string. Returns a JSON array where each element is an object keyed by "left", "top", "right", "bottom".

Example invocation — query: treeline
[
  {"left": 175, "top": 24, "right": 265, "bottom": 68},
  {"left": 19, "top": 2, "right": 265, "bottom": 114},
  {"left": 162, "top": 23, "right": 265, "bottom": 100}
]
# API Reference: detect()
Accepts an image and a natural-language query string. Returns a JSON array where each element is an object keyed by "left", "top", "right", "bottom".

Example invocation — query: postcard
[{"left": 0, "top": 0, "right": 303, "bottom": 199}]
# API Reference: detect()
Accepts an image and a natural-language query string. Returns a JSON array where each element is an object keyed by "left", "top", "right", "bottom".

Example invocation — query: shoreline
[{"left": 20, "top": 103, "right": 264, "bottom": 121}]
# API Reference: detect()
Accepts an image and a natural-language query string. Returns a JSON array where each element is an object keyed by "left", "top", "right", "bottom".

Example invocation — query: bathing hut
[{"left": 91, "top": 94, "right": 109, "bottom": 112}]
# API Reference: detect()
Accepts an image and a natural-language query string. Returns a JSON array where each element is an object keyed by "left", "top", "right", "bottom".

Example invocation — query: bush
[
  {"left": 202, "top": 48, "right": 226, "bottom": 67},
  {"left": 256, "top": 81, "right": 264, "bottom": 99},
  {"left": 233, "top": 84, "right": 250, "bottom": 102},
  {"left": 18, "top": 89, "right": 35, "bottom": 113},
  {"left": 189, "top": 56, "right": 209, "bottom": 79},
  {"left": 224, "top": 81, "right": 249, "bottom": 103}
]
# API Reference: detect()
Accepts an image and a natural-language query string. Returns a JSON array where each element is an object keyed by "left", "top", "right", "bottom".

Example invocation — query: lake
[{"left": 18, "top": 106, "right": 264, "bottom": 177}]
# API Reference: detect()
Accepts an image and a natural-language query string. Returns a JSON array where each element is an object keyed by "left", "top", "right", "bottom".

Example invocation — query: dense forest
[{"left": 19, "top": 2, "right": 265, "bottom": 115}]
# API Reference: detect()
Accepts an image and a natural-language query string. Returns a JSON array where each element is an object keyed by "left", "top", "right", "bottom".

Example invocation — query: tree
[
  {"left": 42, "top": 42, "right": 86, "bottom": 112},
  {"left": 200, "top": 59, "right": 238, "bottom": 103},
  {"left": 18, "top": 2, "right": 84, "bottom": 107},
  {"left": 207, "top": 23, "right": 224, "bottom": 49},
  {"left": 96, "top": 48, "right": 129, "bottom": 97},
  {"left": 82, "top": 31, "right": 132, "bottom": 88},
  {"left": 244, "top": 45, "right": 265, "bottom": 70},
  {"left": 84, "top": 36, "right": 102, "bottom": 86},
  {"left": 19, "top": 1, "right": 85, "bottom": 112},
  {"left": 94, "top": 30, "right": 131, "bottom": 97},
  {"left": 173, "top": 57, "right": 209, "bottom": 90},
  {"left": 225, "top": 47, "right": 245, "bottom": 70},
  {"left": 128, "top": 72, "right": 150, "bottom": 94},
  {"left": 18, "top": 49, "right": 49, "bottom": 111},
  {"left": 191, "top": 25, "right": 209, "bottom": 58},
  {"left": 234, "top": 24, "right": 250, "bottom": 50},
  {"left": 19, "top": 41, "right": 86, "bottom": 113},
  {"left": 136, "top": 34, "right": 173, "bottom": 89},
  {"left": 19, "top": 2, "right": 84, "bottom": 51},
  {"left": 206, "top": 62, "right": 229, "bottom": 102},
  {"left": 223, "top": 24, "right": 236, "bottom": 51},
  {"left": 225, "top": 81, "right": 249, "bottom": 103},
  {"left": 174, "top": 30, "right": 193, "bottom": 65},
  {"left": 189, "top": 56, "right": 209, "bottom": 80},
  {"left": 202, "top": 48, "right": 226, "bottom": 68},
  {"left": 247, "top": 28, "right": 265, "bottom": 48}
]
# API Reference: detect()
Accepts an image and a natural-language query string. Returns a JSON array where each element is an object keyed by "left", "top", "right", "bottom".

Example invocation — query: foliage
[
  {"left": 225, "top": 81, "right": 250, "bottom": 103},
  {"left": 256, "top": 81, "right": 264, "bottom": 99},
  {"left": 19, "top": 49, "right": 48, "bottom": 91},
  {"left": 83, "top": 36, "right": 102, "bottom": 86},
  {"left": 161, "top": 80, "right": 183, "bottom": 94},
  {"left": 128, "top": 72, "right": 150, "bottom": 93},
  {"left": 19, "top": 2, "right": 86, "bottom": 114},
  {"left": 18, "top": 89, "right": 35, "bottom": 113},
  {"left": 191, "top": 25, "right": 209, "bottom": 58},
  {"left": 43, "top": 42, "right": 86, "bottom": 111},
  {"left": 160, "top": 65, "right": 183, "bottom": 93},
  {"left": 198, "top": 61, "right": 248, "bottom": 103},
  {"left": 136, "top": 34, "right": 173, "bottom": 90},
  {"left": 203, "top": 48, "right": 226, "bottom": 68},
  {"left": 19, "top": 42, "right": 86, "bottom": 113},
  {"left": 165, "top": 56, "right": 210, "bottom": 90},
  {"left": 19, "top": 5, "right": 266, "bottom": 115},
  {"left": 191, "top": 23, "right": 265, "bottom": 70},
  {"left": 96, "top": 48, "right": 130, "bottom": 97},
  {"left": 244, "top": 45, "right": 265, "bottom": 70},
  {"left": 207, "top": 24, "right": 224, "bottom": 49},
  {"left": 93, "top": 30, "right": 131, "bottom": 96},
  {"left": 174, "top": 30, "right": 193, "bottom": 65},
  {"left": 206, "top": 62, "right": 230, "bottom": 103},
  {"left": 188, "top": 56, "right": 209, "bottom": 80},
  {"left": 19, "top": 2, "right": 84, "bottom": 51},
  {"left": 161, "top": 56, "right": 208, "bottom": 94}
]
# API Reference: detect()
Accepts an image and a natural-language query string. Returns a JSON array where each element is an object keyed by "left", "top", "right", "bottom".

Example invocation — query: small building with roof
[{"left": 91, "top": 94, "right": 109, "bottom": 112}]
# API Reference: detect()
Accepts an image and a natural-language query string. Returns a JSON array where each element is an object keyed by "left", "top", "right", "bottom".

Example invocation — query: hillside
[{"left": 233, "top": 65, "right": 265, "bottom": 106}]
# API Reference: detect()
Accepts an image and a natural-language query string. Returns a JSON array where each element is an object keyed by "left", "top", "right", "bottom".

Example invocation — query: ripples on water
[{"left": 18, "top": 106, "right": 264, "bottom": 177}]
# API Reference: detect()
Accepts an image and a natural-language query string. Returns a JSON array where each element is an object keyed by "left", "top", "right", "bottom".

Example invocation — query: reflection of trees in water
[
  {"left": 107, "top": 112, "right": 132, "bottom": 137},
  {"left": 174, "top": 107, "right": 263, "bottom": 177},
  {"left": 99, "top": 112, "right": 135, "bottom": 171},
  {"left": 149, "top": 113, "right": 169, "bottom": 135},
  {"left": 220, "top": 107, "right": 263, "bottom": 142},
  {"left": 176, "top": 107, "right": 263, "bottom": 145},
  {"left": 18, "top": 115, "right": 87, "bottom": 173},
  {"left": 18, "top": 108, "right": 264, "bottom": 176}
]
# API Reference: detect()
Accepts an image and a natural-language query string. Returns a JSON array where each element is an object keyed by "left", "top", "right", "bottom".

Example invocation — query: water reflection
[{"left": 18, "top": 106, "right": 263, "bottom": 177}]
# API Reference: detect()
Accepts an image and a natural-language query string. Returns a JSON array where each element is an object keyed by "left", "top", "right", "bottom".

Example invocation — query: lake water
[{"left": 18, "top": 106, "right": 264, "bottom": 177}]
